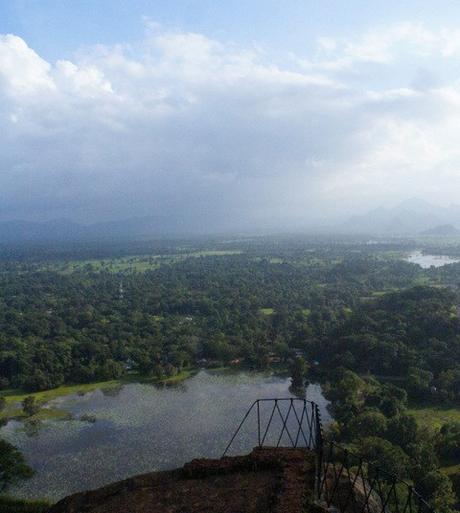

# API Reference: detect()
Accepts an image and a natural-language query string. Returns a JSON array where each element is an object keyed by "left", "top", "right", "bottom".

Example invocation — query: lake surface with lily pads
[{"left": 1, "top": 369, "right": 331, "bottom": 501}]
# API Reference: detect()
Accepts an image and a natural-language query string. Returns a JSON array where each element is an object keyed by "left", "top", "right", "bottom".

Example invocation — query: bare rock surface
[{"left": 47, "top": 447, "right": 317, "bottom": 513}]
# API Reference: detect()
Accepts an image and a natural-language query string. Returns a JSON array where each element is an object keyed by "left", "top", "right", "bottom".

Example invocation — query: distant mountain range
[
  {"left": 341, "top": 198, "right": 460, "bottom": 236},
  {"left": 420, "top": 224, "right": 460, "bottom": 236},
  {"left": 1, "top": 198, "right": 460, "bottom": 242}
]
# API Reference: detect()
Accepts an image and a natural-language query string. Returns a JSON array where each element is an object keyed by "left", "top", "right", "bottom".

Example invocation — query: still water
[
  {"left": 2, "top": 370, "right": 331, "bottom": 501},
  {"left": 405, "top": 251, "right": 460, "bottom": 268}
]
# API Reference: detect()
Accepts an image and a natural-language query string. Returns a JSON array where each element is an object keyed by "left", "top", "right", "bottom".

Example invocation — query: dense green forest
[{"left": 1, "top": 235, "right": 460, "bottom": 510}]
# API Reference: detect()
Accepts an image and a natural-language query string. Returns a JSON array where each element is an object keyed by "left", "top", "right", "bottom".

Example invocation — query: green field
[
  {"left": 41, "top": 250, "right": 242, "bottom": 274},
  {"left": 442, "top": 464, "right": 460, "bottom": 477},
  {"left": 260, "top": 306, "right": 310, "bottom": 317},
  {"left": 0, "top": 379, "right": 124, "bottom": 406},
  {"left": 260, "top": 307, "right": 274, "bottom": 315},
  {"left": 408, "top": 404, "right": 460, "bottom": 430}
]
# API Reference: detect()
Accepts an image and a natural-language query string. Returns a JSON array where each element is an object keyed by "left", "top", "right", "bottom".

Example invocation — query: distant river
[
  {"left": 1, "top": 370, "right": 331, "bottom": 501},
  {"left": 405, "top": 251, "right": 460, "bottom": 268}
]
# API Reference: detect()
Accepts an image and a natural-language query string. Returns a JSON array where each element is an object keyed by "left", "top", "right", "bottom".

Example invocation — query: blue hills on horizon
[
  {"left": 2, "top": 198, "right": 460, "bottom": 242},
  {"left": 341, "top": 198, "right": 460, "bottom": 236}
]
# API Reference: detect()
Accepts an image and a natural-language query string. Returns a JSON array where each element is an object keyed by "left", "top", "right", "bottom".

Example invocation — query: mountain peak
[
  {"left": 342, "top": 198, "right": 460, "bottom": 235},
  {"left": 393, "top": 198, "right": 438, "bottom": 213},
  {"left": 420, "top": 224, "right": 460, "bottom": 236}
]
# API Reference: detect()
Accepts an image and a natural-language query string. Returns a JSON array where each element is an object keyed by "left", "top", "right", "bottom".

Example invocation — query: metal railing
[
  {"left": 223, "top": 398, "right": 434, "bottom": 513},
  {"left": 318, "top": 439, "right": 433, "bottom": 513},
  {"left": 223, "top": 398, "right": 321, "bottom": 456}
]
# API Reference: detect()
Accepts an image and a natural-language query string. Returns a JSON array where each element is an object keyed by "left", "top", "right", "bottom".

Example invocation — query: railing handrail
[
  {"left": 319, "top": 438, "right": 433, "bottom": 513},
  {"left": 222, "top": 397, "right": 318, "bottom": 456},
  {"left": 223, "top": 398, "right": 434, "bottom": 513}
]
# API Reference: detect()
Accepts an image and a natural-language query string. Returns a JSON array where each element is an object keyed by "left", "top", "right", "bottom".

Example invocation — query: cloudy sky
[{"left": 2, "top": 0, "right": 460, "bottom": 232}]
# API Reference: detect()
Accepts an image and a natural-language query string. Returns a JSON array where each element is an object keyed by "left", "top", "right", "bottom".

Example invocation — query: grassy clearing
[
  {"left": 359, "top": 290, "right": 396, "bottom": 301},
  {"left": 206, "top": 366, "right": 231, "bottom": 373},
  {"left": 0, "top": 369, "right": 198, "bottom": 421},
  {"left": 189, "top": 250, "right": 242, "bottom": 257},
  {"left": 0, "top": 407, "right": 23, "bottom": 421},
  {"left": 442, "top": 464, "right": 460, "bottom": 477},
  {"left": 408, "top": 404, "right": 460, "bottom": 430},
  {"left": 41, "top": 256, "right": 161, "bottom": 274},
  {"left": 155, "top": 368, "right": 197, "bottom": 384},
  {"left": 31, "top": 408, "right": 73, "bottom": 421},
  {"left": 0, "top": 381, "right": 123, "bottom": 422},
  {"left": 260, "top": 307, "right": 274, "bottom": 315},
  {"left": 0, "top": 379, "right": 123, "bottom": 406},
  {"left": 0, "top": 407, "right": 73, "bottom": 423},
  {"left": 41, "top": 250, "right": 242, "bottom": 274},
  {"left": 442, "top": 464, "right": 460, "bottom": 498}
]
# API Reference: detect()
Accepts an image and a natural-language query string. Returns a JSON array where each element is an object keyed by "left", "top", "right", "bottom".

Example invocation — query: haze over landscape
[
  {"left": 3, "top": 1, "right": 460, "bottom": 235},
  {"left": 4, "top": 3, "right": 460, "bottom": 513}
]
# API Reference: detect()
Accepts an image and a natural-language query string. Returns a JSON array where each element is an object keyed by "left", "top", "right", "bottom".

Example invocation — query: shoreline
[
  {"left": 0, "top": 368, "right": 202, "bottom": 423},
  {"left": 0, "top": 365, "right": 294, "bottom": 424}
]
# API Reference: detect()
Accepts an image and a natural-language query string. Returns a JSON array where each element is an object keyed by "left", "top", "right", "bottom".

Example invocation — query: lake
[
  {"left": 405, "top": 251, "right": 460, "bottom": 268},
  {"left": 2, "top": 369, "right": 331, "bottom": 501}
]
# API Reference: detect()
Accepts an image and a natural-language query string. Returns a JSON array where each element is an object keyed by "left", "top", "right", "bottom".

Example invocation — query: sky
[{"left": 2, "top": 1, "right": 460, "bottom": 232}]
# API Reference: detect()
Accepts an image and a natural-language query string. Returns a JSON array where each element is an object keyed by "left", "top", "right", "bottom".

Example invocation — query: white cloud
[
  {"left": 343, "top": 23, "right": 437, "bottom": 63},
  {"left": 0, "top": 34, "right": 55, "bottom": 96},
  {"left": 55, "top": 60, "right": 113, "bottom": 97},
  {"left": 2, "top": 23, "right": 460, "bottom": 228}
]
